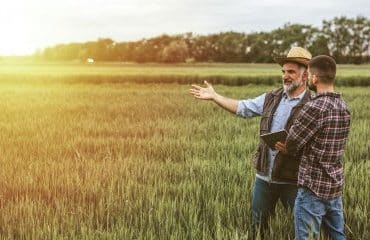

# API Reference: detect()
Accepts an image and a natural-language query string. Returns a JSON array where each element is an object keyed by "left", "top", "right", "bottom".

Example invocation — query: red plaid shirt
[{"left": 286, "top": 92, "right": 350, "bottom": 200}]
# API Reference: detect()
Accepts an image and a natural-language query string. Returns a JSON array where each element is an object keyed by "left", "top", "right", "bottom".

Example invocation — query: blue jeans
[
  {"left": 294, "top": 187, "right": 346, "bottom": 240},
  {"left": 252, "top": 177, "right": 298, "bottom": 235}
]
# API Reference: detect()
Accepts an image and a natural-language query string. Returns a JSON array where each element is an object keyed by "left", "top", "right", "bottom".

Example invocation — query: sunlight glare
[{"left": 0, "top": 1, "right": 35, "bottom": 55}]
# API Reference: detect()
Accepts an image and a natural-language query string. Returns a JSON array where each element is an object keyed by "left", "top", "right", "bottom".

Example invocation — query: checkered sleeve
[{"left": 286, "top": 103, "right": 322, "bottom": 154}]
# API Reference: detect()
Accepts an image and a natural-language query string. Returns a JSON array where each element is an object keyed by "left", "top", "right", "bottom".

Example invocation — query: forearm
[
  {"left": 212, "top": 93, "right": 239, "bottom": 114},
  {"left": 285, "top": 137, "right": 299, "bottom": 155}
]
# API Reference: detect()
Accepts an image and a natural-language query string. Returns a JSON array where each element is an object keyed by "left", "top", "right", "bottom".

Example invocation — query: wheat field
[{"left": 0, "top": 64, "right": 369, "bottom": 239}]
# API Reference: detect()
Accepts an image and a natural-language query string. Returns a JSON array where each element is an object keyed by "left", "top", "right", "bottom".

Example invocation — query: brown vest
[{"left": 254, "top": 87, "right": 311, "bottom": 183}]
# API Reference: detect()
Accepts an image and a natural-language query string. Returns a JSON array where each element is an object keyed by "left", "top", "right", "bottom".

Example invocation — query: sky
[{"left": 0, "top": 0, "right": 369, "bottom": 55}]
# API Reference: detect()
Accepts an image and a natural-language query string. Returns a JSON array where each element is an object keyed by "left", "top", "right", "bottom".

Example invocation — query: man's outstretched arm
[{"left": 190, "top": 81, "right": 239, "bottom": 114}]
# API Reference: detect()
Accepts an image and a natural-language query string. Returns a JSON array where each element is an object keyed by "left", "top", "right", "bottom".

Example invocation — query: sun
[
  {"left": 0, "top": 27, "right": 34, "bottom": 56},
  {"left": 0, "top": 2, "right": 35, "bottom": 55}
]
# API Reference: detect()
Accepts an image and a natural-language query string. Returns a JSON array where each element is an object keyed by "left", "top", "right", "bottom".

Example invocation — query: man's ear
[{"left": 312, "top": 74, "right": 319, "bottom": 84}]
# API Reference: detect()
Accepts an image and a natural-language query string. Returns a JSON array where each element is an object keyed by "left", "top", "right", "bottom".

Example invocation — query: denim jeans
[
  {"left": 294, "top": 187, "right": 346, "bottom": 240},
  {"left": 251, "top": 177, "right": 298, "bottom": 236}
]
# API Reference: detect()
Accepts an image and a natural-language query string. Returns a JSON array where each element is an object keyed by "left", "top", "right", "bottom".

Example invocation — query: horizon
[{"left": 1, "top": 0, "right": 369, "bottom": 56}]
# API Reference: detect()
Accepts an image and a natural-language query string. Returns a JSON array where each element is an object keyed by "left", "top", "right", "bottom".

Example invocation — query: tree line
[{"left": 37, "top": 16, "right": 370, "bottom": 64}]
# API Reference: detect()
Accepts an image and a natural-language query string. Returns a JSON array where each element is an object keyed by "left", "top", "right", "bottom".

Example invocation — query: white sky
[{"left": 0, "top": 0, "right": 369, "bottom": 55}]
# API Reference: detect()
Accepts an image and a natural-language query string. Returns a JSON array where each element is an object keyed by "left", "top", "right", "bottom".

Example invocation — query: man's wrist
[{"left": 212, "top": 92, "right": 221, "bottom": 102}]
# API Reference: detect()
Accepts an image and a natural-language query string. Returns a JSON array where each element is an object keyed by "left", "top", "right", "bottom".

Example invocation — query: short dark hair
[{"left": 308, "top": 55, "right": 336, "bottom": 84}]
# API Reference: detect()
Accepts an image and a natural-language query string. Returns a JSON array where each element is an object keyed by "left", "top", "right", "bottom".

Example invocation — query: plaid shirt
[{"left": 286, "top": 92, "right": 350, "bottom": 200}]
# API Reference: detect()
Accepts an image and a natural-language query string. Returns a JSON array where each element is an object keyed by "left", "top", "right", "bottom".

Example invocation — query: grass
[
  {"left": 0, "top": 61, "right": 370, "bottom": 77},
  {"left": 0, "top": 75, "right": 368, "bottom": 239},
  {"left": 1, "top": 62, "right": 370, "bottom": 86}
]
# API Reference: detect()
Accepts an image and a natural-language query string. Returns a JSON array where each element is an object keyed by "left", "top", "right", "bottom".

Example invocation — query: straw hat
[{"left": 274, "top": 47, "right": 312, "bottom": 67}]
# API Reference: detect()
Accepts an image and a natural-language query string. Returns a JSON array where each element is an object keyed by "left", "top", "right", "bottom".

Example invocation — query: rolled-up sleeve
[{"left": 236, "top": 93, "right": 266, "bottom": 118}]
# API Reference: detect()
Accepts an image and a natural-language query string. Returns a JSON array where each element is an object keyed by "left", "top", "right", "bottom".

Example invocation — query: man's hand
[
  {"left": 275, "top": 141, "right": 287, "bottom": 154},
  {"left": 190, "top": 81, "right": 216, "bottom": 100},
  {"left": 189, "top": 80, "right": 238, "bottom": 113}
]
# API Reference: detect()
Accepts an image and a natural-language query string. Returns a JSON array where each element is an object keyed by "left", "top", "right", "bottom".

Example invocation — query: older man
[{"left": 190, "top": 47, "right": 312, "bottom": 236}]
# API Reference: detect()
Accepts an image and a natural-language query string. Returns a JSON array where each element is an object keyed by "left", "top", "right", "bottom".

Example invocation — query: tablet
[{"left": 260, "top": 130, "right": 288, "bottom": 149}]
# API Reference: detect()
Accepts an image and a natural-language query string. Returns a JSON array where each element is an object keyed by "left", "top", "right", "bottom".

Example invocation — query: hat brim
[{"left": 274, "top": 57, "right": 310, "bottom": 67}]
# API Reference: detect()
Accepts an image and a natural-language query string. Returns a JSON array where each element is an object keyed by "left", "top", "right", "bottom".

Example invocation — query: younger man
[{"left": 276, "top": 55, "right": 351, "bottom": 240}]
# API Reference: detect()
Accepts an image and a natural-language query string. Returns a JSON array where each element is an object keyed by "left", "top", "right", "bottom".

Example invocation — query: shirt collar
[
  {"left": 313, "top": 92, "right": 341, "bottom": 99},
  {"left": 283, "top": 89, "right": 307, "bottom": 101}
]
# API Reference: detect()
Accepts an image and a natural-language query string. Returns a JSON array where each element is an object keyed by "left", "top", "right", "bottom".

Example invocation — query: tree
[
  {"left": 322, "top": 16, "right": 370, "bottom": 63},
  {"left": 244, "top": 32, "right": 274, "bottom": 63},
  {"left": 159, "top": 40, "right": 189, "bottom": 63},
  {"left": 38, "top": 16, "right": 370, "bottom": 64},
  {"left": 269, "top": 24, "right": 318, "bottom": 58},
  {"left": 213, "top": 32, "right": 247, "bottom": 62}
]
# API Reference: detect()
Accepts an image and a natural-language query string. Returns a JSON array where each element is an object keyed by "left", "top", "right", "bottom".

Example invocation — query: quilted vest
[{"left": 254, "top": 87, "right": 311, "bottom": 183}]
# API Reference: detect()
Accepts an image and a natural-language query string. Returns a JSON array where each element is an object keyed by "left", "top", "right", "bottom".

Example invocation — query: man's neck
[
  {"left": 287, "top": 87, "right": 306, "bottom": 98},
  {"left": 316, "top": 84, "right": 334, "bottom": 94}
]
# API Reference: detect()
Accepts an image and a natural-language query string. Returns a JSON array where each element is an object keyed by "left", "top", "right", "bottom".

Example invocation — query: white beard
[{"left": 284, "top": 77, "right": 303, "bottom": 94}]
